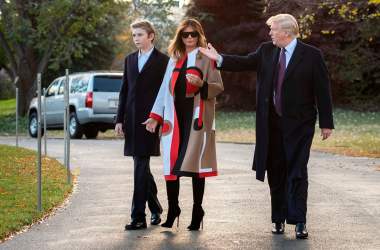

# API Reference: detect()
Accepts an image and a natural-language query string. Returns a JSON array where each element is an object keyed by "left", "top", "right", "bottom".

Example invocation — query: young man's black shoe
[{"left": 125, "top": 220, "right": 147, "bottom": 230}]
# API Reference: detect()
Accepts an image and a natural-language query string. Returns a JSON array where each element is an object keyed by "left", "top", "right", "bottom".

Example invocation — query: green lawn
[
  {"left": 312, "top": 109, "right": 380, "bottom": 157},
  {"left": 1, "top": 98, "right": 379, "bottom": 157},
  {"left": 0, "top": 145, "right": 73, "bottom": 241},
  {"left": 215, "top": 110, "right": 380, "bottom": 157},
  {"left": 0, "top": 99, "right": 18, "bottom": 115},
  {"left": 216, "top": 111, "right": 256, "bottom": 143},
  {"left": 0, "top": 99, "right": 28, "bottom": 136}
]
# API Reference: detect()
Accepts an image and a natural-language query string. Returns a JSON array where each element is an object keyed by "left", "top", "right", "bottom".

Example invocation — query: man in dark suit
[
  {"left": 200, "top": 13, "right": 334, "bottom": 239},
  {"left": 115, "top": 20, "right": 169, "bottom": 230}
]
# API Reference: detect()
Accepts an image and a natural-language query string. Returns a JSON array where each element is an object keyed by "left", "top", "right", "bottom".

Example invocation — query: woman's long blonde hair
[{"left": 168, "top": 18, "right": 207, "bottom": 59}]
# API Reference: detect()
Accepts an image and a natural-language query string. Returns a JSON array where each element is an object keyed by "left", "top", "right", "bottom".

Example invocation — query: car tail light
[{"left": 85, "top": 92, "right": 93, "bottom": 108}]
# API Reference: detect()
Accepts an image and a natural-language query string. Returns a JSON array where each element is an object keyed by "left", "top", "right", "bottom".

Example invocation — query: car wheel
[
  {"left": 69, "top": 112, "right": 83, "bottom": 139},
  {"left": 84, "top": 128, "right": 98, "bottom": 139},
  {"left": 28, "top": 112, "right": 44, "bottom": 138}
]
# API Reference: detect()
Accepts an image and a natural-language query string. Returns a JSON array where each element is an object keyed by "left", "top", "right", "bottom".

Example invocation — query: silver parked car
[{"left": 28, "top": 71, "right": 122, "bottom": 139}]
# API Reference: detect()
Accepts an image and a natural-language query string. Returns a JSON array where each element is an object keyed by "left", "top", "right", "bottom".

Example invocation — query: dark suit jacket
[
  {"left": 220, "top": 40, "right": 334, "bottom": 181},
  {"left": 116, "top": 48, "right": 169, "bottom": 156}
]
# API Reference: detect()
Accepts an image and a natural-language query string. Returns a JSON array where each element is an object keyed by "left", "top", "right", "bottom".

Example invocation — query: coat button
[{"left": 265, "top": 98, "right": 269, "bottom": 103}]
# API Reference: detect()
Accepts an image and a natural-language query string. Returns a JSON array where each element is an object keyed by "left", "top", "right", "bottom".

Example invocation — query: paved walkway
[{"left": 0, "top": 137, "right": 379, "bottom": 250}]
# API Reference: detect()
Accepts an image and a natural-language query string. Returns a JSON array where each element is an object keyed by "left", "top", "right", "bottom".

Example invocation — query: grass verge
[
  {"left": 215, "top": 110, "right": 380, "bottom": 158},
  {"left": 0, "top": 145, "right": 73, "bottom": 241},
  {"left": 1, "top": 98, "right": 379, "bottom": 157},
  {"left": 0, "top": 99, "right": 28, "bottom": 136}
]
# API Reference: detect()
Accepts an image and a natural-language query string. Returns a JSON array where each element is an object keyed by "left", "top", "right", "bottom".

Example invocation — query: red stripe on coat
[
  {"left": 171, "top": 56, "right": 187, "bottom": 94},
  {"left": 199, "top": 171, "right": 218, "bottom": 178},
  {"left": 165, "top": 175, "right": 178, "bottom": 181},
  {"left": 149, "top": 112, "right": 163, "bottom": 125},
  {"left": 198, "top": 100, "right": 204, "bottom": 127},
  {"left": 170, "top": 107, "right": 180, "bottom": 175}
]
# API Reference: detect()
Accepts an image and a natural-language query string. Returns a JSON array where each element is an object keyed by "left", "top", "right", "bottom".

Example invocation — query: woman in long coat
[{"left": 144, "top": 18, "right": 223, "bottom": 230}]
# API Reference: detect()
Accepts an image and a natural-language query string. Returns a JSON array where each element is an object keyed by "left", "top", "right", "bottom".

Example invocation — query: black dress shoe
[
  {"left": 125, "top": 220, "right": 147, "bottom": 230},
  {"left": 295, "top": 223, "right": 308, "bottom": 239},
  {"left": 150, "top": 213, "right": 162, "bottom": 225},
  {"left": 272, "top": 222, "right": 285, "bottom": 234}
]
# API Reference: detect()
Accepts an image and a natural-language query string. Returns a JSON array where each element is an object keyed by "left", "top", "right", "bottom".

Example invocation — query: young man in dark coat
[
  {"left": 200, "top": 14, "right": 334, "bottom": 239},
  {"left": 115, "top": 20, "right": 169, "bottom": 230}
]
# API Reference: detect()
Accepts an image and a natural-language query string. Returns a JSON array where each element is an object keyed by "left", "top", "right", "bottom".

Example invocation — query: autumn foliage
[{"left": 186, "top": 0, "right": 380, "bottom": 110}]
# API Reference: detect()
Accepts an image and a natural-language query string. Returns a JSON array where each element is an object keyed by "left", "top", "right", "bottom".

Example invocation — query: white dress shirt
[
  {"left": 138, "top": 46, "right": 154, "bottom": 72},
  {"left": 283, "top": 38, "right": 297, "bottom": 68}
]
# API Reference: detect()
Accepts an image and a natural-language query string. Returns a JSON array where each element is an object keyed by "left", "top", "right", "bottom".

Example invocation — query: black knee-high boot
[
  {"left": 161, "top": 179, "right": 181, "bottom": 228},
  {"left": 188, "top": 177, "right": 205, "bottom": 230}
]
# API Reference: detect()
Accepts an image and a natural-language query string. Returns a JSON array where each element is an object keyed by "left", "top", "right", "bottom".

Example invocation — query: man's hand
[
  {"left": 186, "top": 74, "right": 203, "bottom": 87},
  {"left": 115, "top": 123, "right": 124, "bottom": 136},
  {"left": 199, "top": 43, "right": 220, "bottom": 61},
  {"left": 321, "top": 128, "right": 332, "bottom": 140},
  {"left": 142, "top": 118, "right": 158, "bottom": 133}
]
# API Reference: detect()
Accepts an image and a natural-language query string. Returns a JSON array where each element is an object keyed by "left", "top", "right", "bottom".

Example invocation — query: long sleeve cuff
[
  {"left": 216, "top": 54, "right": 223, "bottom": 67},
  {"left": 149, "top": 112, "right": 163, "bottom": 125}
]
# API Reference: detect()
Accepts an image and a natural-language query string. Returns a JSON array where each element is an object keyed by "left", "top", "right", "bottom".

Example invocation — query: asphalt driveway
[{"left": 0, "top": 137, "right": 379, "bottom": 250}]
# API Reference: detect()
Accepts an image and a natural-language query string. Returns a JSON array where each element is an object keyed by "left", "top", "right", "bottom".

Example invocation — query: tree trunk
[
  {"left": 16, "top": 56, "right": 38, "bottom": 116},
  {"left": 17, "top": 75, "right": 34, "bottom": 116}
]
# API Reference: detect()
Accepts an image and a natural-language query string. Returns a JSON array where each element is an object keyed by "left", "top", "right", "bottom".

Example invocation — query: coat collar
[
  {"left": 284, "top": 39, "right": 305, "bottom": 81},
  {"left": 272, "top": 46, "right": 280, "bottom": 68},
  {"left": 130, "top": 51, "right": 139, "bottom": 78},
  {"left": 271, "top": 39, "right": 305, "bottom": 82},
  {"left": 130, "top": 48, "right": 158, "bottom": 75},
  {"left": 139, "top": 47, "right": 158, "bottom": 74},
  {"left": 270, "top": 46, "right": 280, "bottom": 85}
]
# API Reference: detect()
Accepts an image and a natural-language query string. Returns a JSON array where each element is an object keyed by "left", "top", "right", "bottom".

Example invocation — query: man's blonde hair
[
  {"left": 130, "top": 19, "right": 156, "bottom": 40},
  {"left": 266, "top": 14, "right": 300, "bottom": 38}
]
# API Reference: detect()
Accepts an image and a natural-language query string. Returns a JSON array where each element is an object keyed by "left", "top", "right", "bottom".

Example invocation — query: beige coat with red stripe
[{"left": 150, "top": 48, "right": 224, "bottom": 180}]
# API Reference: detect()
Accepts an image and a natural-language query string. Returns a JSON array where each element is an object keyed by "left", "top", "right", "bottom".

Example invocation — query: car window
[
  {"left": 46, "top": 79, "right": 60, "bottom": 97},
  {"left": 93, "top": 75, "right": 122, "bottom": 92},
  {"left": 71, "top": 76, "right": 89, "bottom": 93},
  {"left": 58, "top": 79, "right": 65, "bottom": 95}
]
